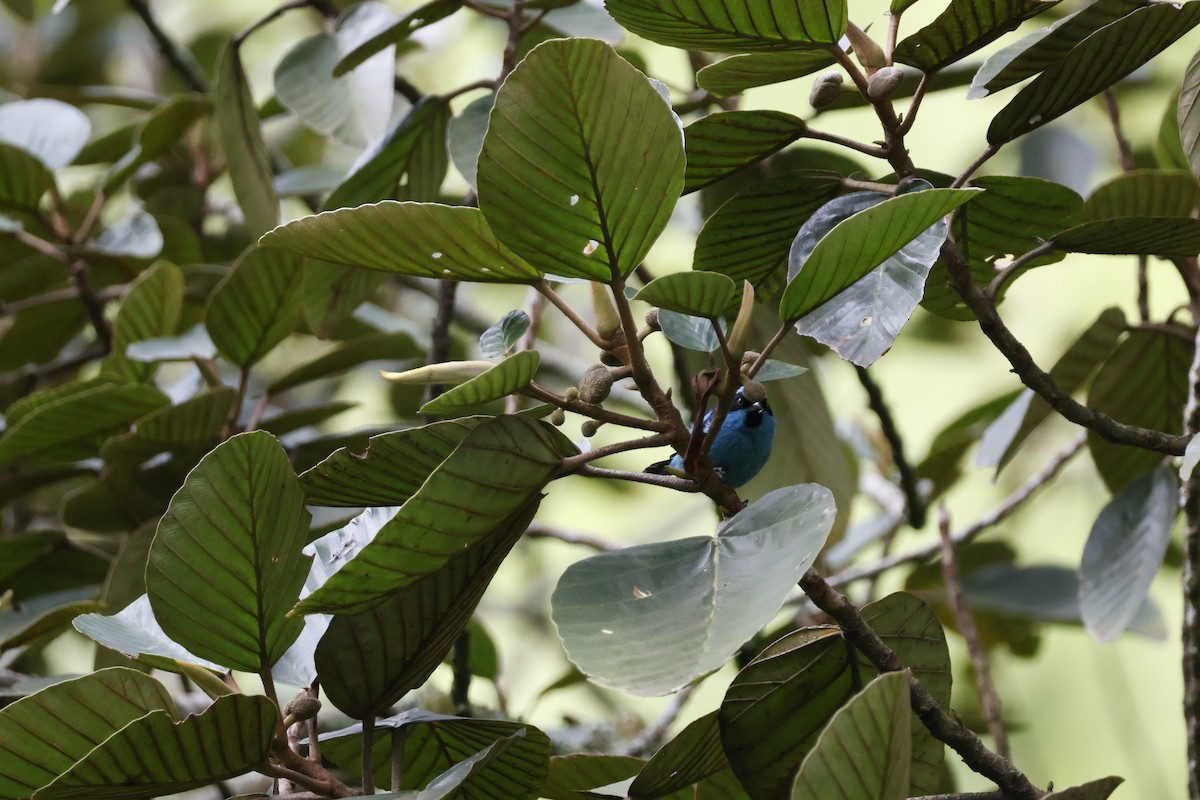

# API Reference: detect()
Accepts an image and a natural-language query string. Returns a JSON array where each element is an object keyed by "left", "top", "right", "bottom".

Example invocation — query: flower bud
[
  {"left": 283, "top": 695, "right": 322, "bottom": 722},
  {"left": 867, "top": 66, "right": 904, "bottom": 101},
  {"left": 809, "top": 71, "right": 843, "bottom": 110},
  {"left": 565, "top": 386, "right": 580, "bottom": 401},
  {"left": 644, "top": 307, "right": 660, "bottom": 331},
  {"left": 549, "top": 407, "right": 566, "bottom": 426},
  {"left": 581, "top": 420, "right": 603, "bottom": 437},
  {"left": 578, "top": 364, "right": 614, "bottom": 404},
  {"left": 740, "top": 379, "right": 767, "bottom": 403}
]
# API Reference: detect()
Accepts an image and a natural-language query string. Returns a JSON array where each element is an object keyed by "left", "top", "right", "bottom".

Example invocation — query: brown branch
[
  {"left": 69, "top": 260, "right": 113, "bottom": 352},
  {"left": 951, "top": 144, "right": 1001, "bottom": 189},
  {"left": 127, "top": 0, "right": 209, "bottom": 92},
  {"left": 575, "top": 464, "right": 704, "bottom": 492},
  {"left": 525, "top": 521, "right": 620, "bottom": 551},
  {"left": 941, "top": 239, "right": 1190, "bottom": 455},
  {"left": 1182, "top": 323, "right": 1200, "bottom": 797},
  {"left": 856, "top": 365, "right": 925, "bottom": 529},
  {"left": 536, "top": 280, "right": 609, "bottom": 349},
  {"left": 799, "top": 569, "right": 1046, "bottom": 799},
  {"left": 621, "top": 684, "right": 695, "bottom": 757},
  {"left": 801, "top": 126, "right": 890, "bottom": 159},
  {"left": 938, "top": 506, "right": 1010, "bottom": 761},
  {"left": 558, "top": 431, "right": 676, "bottom": 473},
  {"left": 1102, "top": 90, "right": 1136, "bottom": 172},
  {"left": 828, "top": 433, "right": 1084, "bottom": 587},
  {"left": 523, "top": 383, "right": 667, "bottom": 433}
]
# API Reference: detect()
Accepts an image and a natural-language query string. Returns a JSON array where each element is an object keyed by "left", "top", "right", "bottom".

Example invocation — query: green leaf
[
  {"left": 101, "top": 260, "right": 183, "bottom": 383},
  {"left": 1043, "top": 777, "right": 1124, "bottom": 800},
  {"left": 683, "top": 111, "right": 808, "bottom": 194},
  {"left": 301, "top": 260, "right": 387, "bottom": 338},
  {"left": 1, "top": 597, "right": 106, "bottom": 653},
  {"left": 206, "top": 246, "right": 304, "bottom": 367},
  {"left": 629, "top": 712, "right": 728, "bottom": 798},
  {"left": 1182, "top": 49, "right": 1200, "bottom": 180},
  {"left": 0, "top": 142, "right": 54, "bottom": 210},
  {"left": 1088, "top": 169, "right": 1200, "bottom": 221},
  {"left": 34, "top": 694, "right": 276, "bottom": 800},
  {"left": 754, "top": 360, "right": 808, "bottom": 381},
  {"left": 987, "top": 2, "right": 1200, "bottom": 145},
  {"left": 1184, "top": 434, "right": 1200, "bottom": 481},
  {"left": 1087, "top": 329, "right": 1191, "bottom": 492},
  {"left": 214, "top": 40, "right": 279, "bottom": 235},
  {"left": 969, "top": 0, "right": 1134, "bottom": 98},
  {"left": 300, "top": 419, "right": 481, "bottom": 506},
  {"left": 273, "top": 3, "right": 395, "bottom": 148},
  {"left": 892, "top": 0, "right": 1059, "bottom": 73},
  {"left": 0, "top": 98, "right": 91, "bottom": 168},
  {"left": 146, "top": 431, "right": 311, "bottom": 672},
  {"left": 635, "top": 272, "right": 738, "bottom": 318},
  {"left": 552, "top": 484, "right": 835, "bottom": 696},
  {"left": 420, "top": 350, "right": 540, "bottom": 415},
  {"left": 0, "top": 383, "right": 169, "bottom": 467},
  {"left": 100, "top": 388, "right": 238, "bottom": 463},
  {"left": 1080, "top": 467, "right": 1178, "bottom": 643},
  {"left": 541, "top": 755, "right": 646, "bottom": 800},
  {"left": 0, "top": 667, "right": 173, "bottom": 800},
  {"left": 477, "top": 38, "right": 684, "bottom": 282},
  {"left": 324, "top": 97, "right": 450, "bottom": 209},
  {"left": 322, "top": 712, "right": 550, "bottom": 798},
  {"left": 261, "top": 202, "right": 542, "bottom": 283},
  {"left": 657, "top": 310, "right": 724, "bottom": 352},
  {"left": 694, "top": 171, "right": 842, "bottom": 299},
  {"left": 295, "top": 416, "right": 574, "bottom": 615},
  {"left": 788, "top": 185, "right": 956, "bottom": 366},
  {"left": 697, "top": 52, "right": 837, "bottom": 97},
  {"left": 926, "top": 176, "right": 1081, "bottom": 320},
  {"left": 779, "top": 187, "right": 979, "bottom": 322},
  {"left": 480, "top": 310, "right": 531, "bottom": 358},
  {"left": 977, "top": 307, "right": 1125, "bottom": 472},
  {"left": 123, "top": 324, "right": 217, "bottom": 362},
  {"left": 259, "top": 400, "right": 357, "bottom": 437},
  {"left": 1159, "top": 89, "right": 1190, "bottom": 170},
  {"left": 1053, "top": 217, "right": 1200, "bottom": 256},
  {"left": 269, "top": 330, "right": 423, "bottom": 393},
  {"left": 603, "top": 0, "right": 847, "bottom": 51},
  {"left": 791, "top": 671, "right": 911, "bottom": 800},
  {"left": 103, "top": 94, "right": 210, "bottom": 193},
  {"left": 314, "top": 494, "right": 540, "bottom": 717},
  {"left": 721, "top": 592, "right": 950, "bottom": 798},
  {"left": 75, "top": 594, "right": 226, "bottom": 673},
  {"left": 448, "top": 92, "right": 494, "bottom": 190},
  {"left": 333, "top": 0, "right": 464, "bottom": 76}
]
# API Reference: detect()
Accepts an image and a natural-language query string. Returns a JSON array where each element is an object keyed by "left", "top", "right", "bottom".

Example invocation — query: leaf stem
[
  {"left": 575, "top": 464, "right": 704, "bottom": 491},
  {"left": 951, "top": 143, "right": 1001, "bottom": 189},
  {"left": 984, "top": 240, "right": 1057, "bottom": 301},
  {"left": 535, "top": 280, "right": 609, "bottom": 349},
  {"left": 557, "top": 431, "right": 676, "bottom": 473},
  {"left": 856, "top": 365, "right": 925, "bottom": 528},
  {"left": 523, "top": 382, "right": 668, "bottom": 432},
  {"left": 127, "top": 0, "right": 209, "bottom": 92}
]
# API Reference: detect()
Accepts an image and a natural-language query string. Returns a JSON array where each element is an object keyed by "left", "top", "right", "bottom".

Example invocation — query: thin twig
[
  {"left": 1, "top": 285, "right": 124, "bottom": 316},
  {"left": 909, "top": 793, "right": 1006, "bottom": 800},
  {"left": 985, "top": 240, "right": 1057, "bottom": 301},
  {"left": 746, "top": 323, "right": 794, "bottom": 377},
  {"left": 1137, "top": 255, "right": 1150, "bottom": 322},
  {"left": 557, "top": 431, "right": 676, "bottom": 473},
  {"left": 802, "top": 126, "right": 890, "bottom": 159},
  {"left": 938, "top": 506, "right": 1010, "bottom": 761},
  {"left": 523, "top": 383, "right": 667, "bottom": 433},
  {"left": 942, "top": 238, "right": 1190, "bottom": 455},
  {"left": 575, "top": 465, "right": 704, "bottom": 492},
  {"left": 621, "top": 684, "right": 695, "bottom": 757},
  {"left": 951, "top": 144, "right": 1001, "bottom": 189},
  {"left": 799, "top": 569, "right": 1046, "bottom": 799},
  {"left": 1102, "top": 90, "right": 1136, "bottom": 172},
  {"left": 524, "top": 522, "right": 620, "bottom": 551},
  {"left": 260, "top": 762, "right": 354, "bottom": 799},
  {"left": 898, "top": 73, "right": 930, "bottom": 136},
  {"left": 828, "top": 433, "right": 1085, "bottom": 587},
  {"left": 69, "top": 260, "right": 113, "bottom": 352},
  {"left": 856, "top": 365, "right": 925, "bottom": 528},
  {"left": 127, "top": 0, "right": 209, "bottom": 92},
  {"left": 535, "top": 280, "right": 610, "bottom": 349},
  {"left": 235, "top": 0, "right": 331, "bottom": 45}
]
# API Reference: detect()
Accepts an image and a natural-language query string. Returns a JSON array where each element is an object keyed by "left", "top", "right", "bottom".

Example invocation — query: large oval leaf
[
  {"left": 697, "top": 52, "right": 837, "bottom": 97},
  {"left": 604, "top": 0, "right": 846, "bottom": 51},
  {"left": 1181, "top": 48, "right": 1200, "bottom": 180},
  {"left": 790, "top": 671, "right": 911, "bottom": 800},
  {"left": 214, "top": 41, "right": 279, "bottom": 236},
  {"left": 477, "top": 38, "right": 684, "bottom": 282},
  {"left": 294, "top": 415, "right": 574, "bottom": 615},
  {"left": 0, "top": 667, "right": 173, "bottom": 800},
  {"left": 1053, "top": 217, "right": 1200, "bottom": 256},
  {"left": 34, "top": 694, "right": 276, "bottom": 800},
  {"left": 1079, "top": 467, "right": 1178, "bottom": 643},
  {"left": 987, "top": 2, "right": 1200, "bottom": 144},
  {"left": 205, "top": 245, "right": 305, "bottom": 367},
  {"left": 683, "top": 111, "right": 808, "bottom": 194},
  {"left": 551, "top": 484, "right": 835, "bottom": 696},
  {"left": 419, "top": 350, "right": 540, "bottom": 416},
  {"left": 694, "top": 172, "right": 842, "bottom": 299},
  {"left": 720, "top": 592, "right": 950, "bottom": 799},
  {"left": 75, "top": 594, "right": 226, "bottom": 673},
  {"left": 1087, "top": 329, "right": 1191, "bottom": 492},
  {"left": 1084, "top": 169, "right": 1200, "bottom": 220},
  {"left": 0, "top": 98, "right": 91, "bottom": 168},
  {"left": 892, "top": 0, "right": 1059, "bottom": 73},
  {"left": 301, "top": 419, "right": 483, "bottom": 506},
  {"left": 628, "top": 712, "right": 728, "bottom": 798},
  {"left": 101, "top": 260, "right": 184, "bottom": 383},
  {"left": 146, "top": 431, "right": 311, "bottom": 672},
  {"left": 0, "top": 142, "right": 54, "bottom": 210},
  {"left": 261, "top": 202, "right": 541, "bottom": 283},
  {"left": 268, "top": 329, "right": 423, "bottom": 393},
  {"left": 779, "top": 187, "right": 979, "bottom": 322},
  {"left": 634, "top": 272, "right": 738, "bottom": 318}
]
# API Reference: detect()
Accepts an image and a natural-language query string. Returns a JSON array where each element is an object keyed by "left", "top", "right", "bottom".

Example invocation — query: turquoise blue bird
[{"left": 648, "top": 387, "right": 776, "bottom": 488}]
